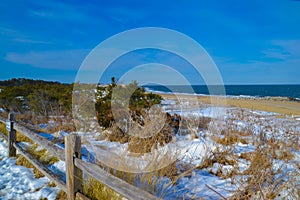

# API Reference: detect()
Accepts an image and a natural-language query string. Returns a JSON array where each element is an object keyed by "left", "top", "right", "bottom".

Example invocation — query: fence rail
[
  {"left": 13, "top": 142, "right": 67, "bottom": 192},
  {"left": 0, "top": 113, "right": 160, "bottom": 200},
  {"left": 0, "top": 115, "right": 6, "bottom": 123},
  {"left": 75, "top": 158, "right": 159, "bottom": 200}
]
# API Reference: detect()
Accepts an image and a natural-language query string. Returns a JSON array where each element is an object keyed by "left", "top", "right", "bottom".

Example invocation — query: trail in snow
[{"left": 0, "top": 138, "right": 60, "bottom": 200}]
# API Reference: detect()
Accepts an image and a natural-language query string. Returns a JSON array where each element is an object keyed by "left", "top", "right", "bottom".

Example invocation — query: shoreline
[{"left": 157, "top": 93, "right": 300, "bottom": 116}]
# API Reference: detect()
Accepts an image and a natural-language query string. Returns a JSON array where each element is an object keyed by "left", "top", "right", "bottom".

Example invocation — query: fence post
[
  {"left": 8, "top": 112, "right": 16, "bottom": 157},
  {"left": 65, "top": 134, "right": 83, "bottom": 200}
]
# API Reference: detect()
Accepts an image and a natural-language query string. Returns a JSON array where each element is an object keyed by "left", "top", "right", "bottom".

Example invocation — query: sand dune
[{"left": 159, "top": 93, "right": 300, "bottom": 116}]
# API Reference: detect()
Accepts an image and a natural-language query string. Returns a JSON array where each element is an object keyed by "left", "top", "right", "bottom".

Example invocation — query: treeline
[
  {"left": 0, "top": 78, "right": 62, "bottom": 87},
  {"left": 0, "top": 78, "right": 73, "bottom": 116},
  {"left": 0, "top": 78, "right": 163, "bottom": 125},
  {"left": 1, "top": 78, "right": 178, "bottom": 151}
]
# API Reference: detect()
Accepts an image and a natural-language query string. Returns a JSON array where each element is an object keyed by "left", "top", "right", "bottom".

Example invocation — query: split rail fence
[{"left": 0, "top": 113, "right": 159, "bottom": 200}]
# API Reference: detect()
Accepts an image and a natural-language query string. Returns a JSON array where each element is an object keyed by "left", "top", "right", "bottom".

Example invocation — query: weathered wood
[
  {"left": 75, "top": 192, "right": 90, "bottom": 200},
  {"left": 65, "top": 134, "right": 83, "bottom": 200},
  {"left": 0, "top": 116, "right": 6, "bottom": 123},
  {"left": 14, "top": 122, "right": 65, "bottom": 161},
  {"left": 3, "top": 114, "right": 160, "bottom": 200},
  {"left": 74, "top": 158, "right": 160, "bottom": 200},
  {"left": 0, "top": 131, "right": 8, "bottom": 141},
  {"left": 0, "top": 117, "right": 8, "bottom": 140},
  {"left": 8, "top": 113, "right": 16, "bottom": 157},
  {"left": 14, "top": 142, "right": 67, "bottom": 192},
  {"left": 8, "top": 129, "right": 16, "bottom": 157}
]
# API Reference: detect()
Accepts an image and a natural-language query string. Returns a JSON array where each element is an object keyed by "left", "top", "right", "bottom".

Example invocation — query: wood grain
[
  {"left": 65, "top": 134, "right": 83, "bottom": 200},
  {"left": 14, "top": 122, "right": 65, "bottom": 161},
  {"left": 8, "top": 113, "right": 16, "bottom": 157},
  {"left": 75, "top": 158, "right": 160, "bottom": 200}
]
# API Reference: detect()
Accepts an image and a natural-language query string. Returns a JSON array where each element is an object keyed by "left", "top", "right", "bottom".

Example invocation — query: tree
[
  {"left": 95, "top": 78, "right": 163, "bottom": 129},
  {"left": 0, "top": 78, "right": 73, "bottom": 116}
]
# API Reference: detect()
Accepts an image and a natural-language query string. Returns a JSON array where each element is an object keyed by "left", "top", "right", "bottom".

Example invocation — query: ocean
[{"left": 145, "top": 85, "right": 300, "bottom": 99}]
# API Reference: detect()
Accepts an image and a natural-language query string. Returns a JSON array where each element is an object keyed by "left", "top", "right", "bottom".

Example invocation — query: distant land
[
  {"left": 1, "top": 78, "right": 300, "bottom": 99},
  {"left": 145, "top": 84, "right": 300, "bottom": 99}
]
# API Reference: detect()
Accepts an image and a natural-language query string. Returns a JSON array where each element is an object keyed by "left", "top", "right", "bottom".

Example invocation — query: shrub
[{"left": 95, "top": 79, "right": 163, "bottom": 129}]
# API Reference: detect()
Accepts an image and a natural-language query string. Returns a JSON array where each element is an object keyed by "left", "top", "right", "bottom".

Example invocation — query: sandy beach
[{"left": 159, "top": 93, "right": 300, "bottom": 116}]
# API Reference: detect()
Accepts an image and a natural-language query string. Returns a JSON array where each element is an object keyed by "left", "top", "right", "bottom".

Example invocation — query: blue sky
[{"left": 0, "top": 0, "right": 300, "bottom": 84}]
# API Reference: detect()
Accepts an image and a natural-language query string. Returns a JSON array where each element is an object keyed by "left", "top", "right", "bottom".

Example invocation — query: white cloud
[
  {"left": 27, "top": 0, "right": 92, "bottom": 22},
  {"left": 212, "top": 39, "right": 300, "bottom": 84},
  {"left": 5, "top": 49, "right": 90, "bottom": 70},
  {"left": 0, "top": 27, "right": 19, "bottom": 37},
  {"left": 261, "top": 48, "right": 290, "bottom": 60},
  {"left": 13, "top": 38, "right": 52, "bottom": 44},
  {"left": 104, "top": 7, "right": 147, "bottom": 23},
  {"left": 272, "top": 40, "right": 300, "bottom": 57}
]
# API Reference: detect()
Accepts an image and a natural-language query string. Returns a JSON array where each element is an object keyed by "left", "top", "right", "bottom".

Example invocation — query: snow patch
[{"left": 0, "top": 139, "right": 60, "bottom": 200}]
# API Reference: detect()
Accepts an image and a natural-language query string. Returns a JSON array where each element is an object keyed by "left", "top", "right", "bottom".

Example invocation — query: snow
[
  {"left": 158, "top": 169, "right": 236, "bottom": 199},
  {"left": 0, "top": 138, "right": 60, "bottom": 200},
  {"left": 233, "top": 142, "right": 256, "bottom": 155},
  {"left": 51, "top": 161, "right": 65, "bottom": 173},
  {"left": 0, "top": 96, "right": 299, "bottom": 199},
  {"left": 81, "top": 102, "right": 299, "bottom": 198},
  {"left": 178, "top": 138, "right": 213, "bottom": 165},
  {"left": 161, "top": 99, "right": 176, "bottom": 105},
  {"left": 250, "top": 110, "right": 279, "bottom": 116},
  {"left": 168, "top": 107, "right": 228, "bottom": 119},
  {"left": 39, "top": 123, "right": 48, "bottom": 129}
]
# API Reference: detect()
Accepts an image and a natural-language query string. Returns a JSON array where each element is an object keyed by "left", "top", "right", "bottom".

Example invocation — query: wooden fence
[{"left": 0, "top": 113, "right": 159, "bottom": 200}]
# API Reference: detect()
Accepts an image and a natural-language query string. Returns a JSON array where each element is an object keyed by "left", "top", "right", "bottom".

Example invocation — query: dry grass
[
  {"left": 26, "top": 144, "right": 59, "bottom": 165},
  {"left": 212, "top": 130, "right": 248, "bottom": 146},
  {"left": 0, "top": 122, "right": 8, "bottom": 135},
  {"left": 16, "top": 155, "right": 45, "bottom": 178},
  {"left": 268, "top": 139, "right": 294, "bottom": 161},
  {"left": 16, "top": 131, "right": 33, "bottom": 143},
  {"left": 197, "top": 146, "right": 238, "bottom": 179},
  {"left": 231, "top": 131, "right": 299, "bottom": 199},
  {"left": 128, "top": 124, "right": 173, "bottom": 153},
  {"left": 0, "top": 111, "right": 8, "bottom": 119},
  {"left": 189, "top": 107, "right": 300, "bottom": 200},
  {"left": 96, "top": 105, "right": 298, "bottom": 198},
  {"left": 105, "top": 111, "right": 174, "bottom": 154},
  {"left": 104, "top": 111, "right": 210, "bottom": 155},
  {"left": 16, "top": 113, "right": 75, "bottom": 134},
  {"left": 106, "top": 124, "right": 129, "bottom": 144},
  {"left": 0, "top": 121, "right": 44, "bottom": 179},
  {"left": 84, "top": 176, "right": 123, "bottom": 200},
  {"left": 64, "top": 108, "right": 300, "bottom": 199},
  {"left": 2, "top": 95, "right": 299, "bottom": 200},
  {"left": 233, "top": 150, "right": 287, "bottom": 199},
  {"left": 239, "top": 152, "right": 254, "bottom": 161},
  {"left": 55, "top": 190, "right": 67, "bottom": 200},
  {"left": 15, "top": 144, "right": 59, "bottom": 178},
  {"left": 0, "top": 117, "right": 39, "bottom": 143},
  {"left": 47, "top": 182, "right": 57, "bottom": 187}
]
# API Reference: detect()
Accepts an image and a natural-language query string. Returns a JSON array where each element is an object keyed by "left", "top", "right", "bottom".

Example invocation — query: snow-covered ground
[
  {"left": 0, "top": 138, "right": 60, "bottom": 200},
  {"left": 0, "top": 98, "right": 299, "bottom": 199},
  {"left": 82, "top": 100, "right": 300, "bottom": 199}
]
